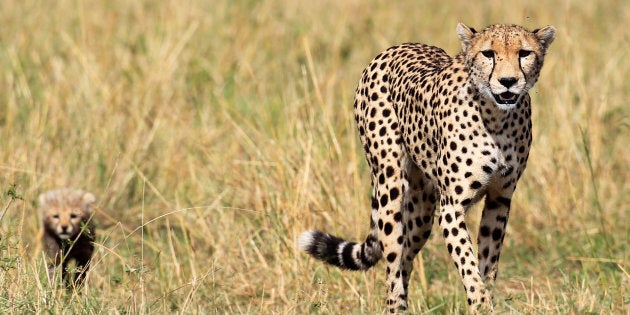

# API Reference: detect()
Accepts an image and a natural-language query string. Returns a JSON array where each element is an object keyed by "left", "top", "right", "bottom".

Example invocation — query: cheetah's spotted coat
[{"left": 299, "top": 23, "right": 555, "bottom": 313}]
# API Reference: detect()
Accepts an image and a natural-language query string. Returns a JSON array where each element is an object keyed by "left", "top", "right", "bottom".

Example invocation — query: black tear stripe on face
[
  {"left": 518, "top": 52, "right": 528, "bottom": 84},
  {"left": 485, "top": 52, "right": 495, "bottom": 87}
]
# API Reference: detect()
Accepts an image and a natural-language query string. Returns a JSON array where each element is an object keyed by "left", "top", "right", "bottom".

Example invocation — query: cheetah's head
[
  {"left": 457, "top": 23, "right": 555, "bottom": 110},
  {"left": 39, "top": 189, "right": 96, "bottom": 240}
]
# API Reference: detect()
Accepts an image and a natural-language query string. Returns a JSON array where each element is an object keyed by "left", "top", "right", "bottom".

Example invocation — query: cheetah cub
[
  {"left": 39, "top": 188, "right": 96, "bottom": 287},
  {"left": 299, "top": 23, "right": 555, "bottom": 313}
]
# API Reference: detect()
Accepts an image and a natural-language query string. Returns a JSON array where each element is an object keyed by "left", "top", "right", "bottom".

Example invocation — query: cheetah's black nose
[{"left": 499, "top": 77, "right": 517, "bottom": 88}]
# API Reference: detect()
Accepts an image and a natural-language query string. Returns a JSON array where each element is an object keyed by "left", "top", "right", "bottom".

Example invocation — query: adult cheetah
[{"left": 299, "top": 23, "right": 555, "bottom": 313}]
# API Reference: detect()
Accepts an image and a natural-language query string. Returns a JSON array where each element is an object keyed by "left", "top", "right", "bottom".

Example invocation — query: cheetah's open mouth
[{"left": 493, "top": 92, "right": 518, "bottom": 105}]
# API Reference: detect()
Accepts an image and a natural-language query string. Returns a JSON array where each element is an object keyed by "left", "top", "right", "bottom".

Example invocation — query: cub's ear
[
  {"left": 81, "top": 192, "right": 96, "bottom": 206},
  {"left": 457, "top": 23, "right": 477, "bottom": 52},
  {"left": 38, "top": 193, "right": 48, "bottom": 207},
  {"left": 533, "top": 26, "right": 556, "bottom": 51}
]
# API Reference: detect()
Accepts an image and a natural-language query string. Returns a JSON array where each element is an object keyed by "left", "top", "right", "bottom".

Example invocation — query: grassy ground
[{"left": 0, "top": 0, "right": 628, "bottom": 313}]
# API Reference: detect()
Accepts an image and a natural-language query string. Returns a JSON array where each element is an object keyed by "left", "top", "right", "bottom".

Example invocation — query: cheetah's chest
[{"left": 400, "top": 86, "right": 528, "bottom": 192}]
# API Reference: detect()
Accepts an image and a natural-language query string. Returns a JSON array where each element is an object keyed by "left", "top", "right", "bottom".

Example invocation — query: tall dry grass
[{"left": 0, "top": 0, "right": 628, "bottom": 313}]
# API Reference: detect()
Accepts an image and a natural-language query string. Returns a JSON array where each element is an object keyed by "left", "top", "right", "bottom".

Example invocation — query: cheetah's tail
[{"left": 298, "top": 230, "right": 382, "bottom": 270}]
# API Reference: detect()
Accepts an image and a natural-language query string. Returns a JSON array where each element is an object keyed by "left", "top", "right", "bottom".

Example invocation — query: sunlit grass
[{"left": 0, "top": 0, "right": 628, "bottom": 313}]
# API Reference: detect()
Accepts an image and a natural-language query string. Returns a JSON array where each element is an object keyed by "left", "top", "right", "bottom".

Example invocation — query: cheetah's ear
[
  {"left": 81, "top": 192, "right": 96, "bottom": 212},
  {"left": 456, "top": 23, "right": 476, "bottom": 53},
  {"left": 38, "top": 193, "right": 48, "bottom": 207},
  {"left": 533, "top": 26, "right": 556, "bottom": 51}
]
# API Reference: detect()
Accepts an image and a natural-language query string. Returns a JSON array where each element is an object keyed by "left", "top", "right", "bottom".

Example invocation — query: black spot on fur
[
  {"left": 492, "top": 228, "right": 502, "bottom": 241},
  {"left": 384, "top": 222, "right": 393, "bottom": 235},
  {"left": 390, "top": 188, "right": 400, "bottom": 200},
  {"left": 380, "top": 194, "right": 389, "bottom": 207},
  {"left": 470, "top": 181, "right": 482, "bottom": 189}
]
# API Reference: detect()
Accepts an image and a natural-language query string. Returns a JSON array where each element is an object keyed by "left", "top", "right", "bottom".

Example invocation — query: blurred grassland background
[{"left": 0, "top": 0, "right": 628, "bottom": 313}]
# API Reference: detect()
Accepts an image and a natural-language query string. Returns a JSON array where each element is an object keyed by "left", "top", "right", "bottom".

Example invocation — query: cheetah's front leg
[
  {"left": 478, "top": 188, "right": 515, "bottom": 283},
  {"left": 438, "top": 198, "right": 493, "bottom": 313}
]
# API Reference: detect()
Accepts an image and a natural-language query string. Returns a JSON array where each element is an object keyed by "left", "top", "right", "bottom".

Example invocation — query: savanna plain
[{"left": 0, "top": 0, "right": 628, "bottom": 314}]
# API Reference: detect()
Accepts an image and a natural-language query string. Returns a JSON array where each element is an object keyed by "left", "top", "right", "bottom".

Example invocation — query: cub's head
[
  {"left": 39, "top": 188, "right": 96, "bottom": 240},
  {"left": 457, "top": 23, "right": 556, "bottom": 110}
]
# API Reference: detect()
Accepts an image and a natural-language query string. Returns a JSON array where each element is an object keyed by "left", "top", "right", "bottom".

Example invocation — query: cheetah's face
[
  {"left": 457, "top": 24, "right": 555, "bottom": 110},
  {"left": 39, "top": 189, "right": 95, "bottom": 240},
  {"left": 44, "top": 206, "right": 88, "bottom": 239}
]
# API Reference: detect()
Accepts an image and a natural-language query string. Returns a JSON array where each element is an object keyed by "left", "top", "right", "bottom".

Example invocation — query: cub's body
[{"left": 39, "top": 188, "right": 96, "bottom": 287}]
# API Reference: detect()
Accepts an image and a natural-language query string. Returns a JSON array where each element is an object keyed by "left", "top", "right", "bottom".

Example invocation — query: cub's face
[
  {"left": 457, "top": 23, "right": 556, "bottom": 110},
  {"left": 39, "top": 189, "right": 95, "bottom": 240},
  {"left": 44, "top": 205, "right": 88, "bottom": 239}
]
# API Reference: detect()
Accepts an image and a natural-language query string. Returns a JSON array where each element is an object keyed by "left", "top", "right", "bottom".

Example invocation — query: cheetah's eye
[
  {"left": 52, "top": 215, "right": 60, "bottom": 219},
  {"left": 519, "top": 50, "right": 533, "bottom": 58},
  {"left": 481, "top": 50, "right": 494, "bottom": 59},
  {"left": 70, "top": 214, "right": 78, "bottom": 219}
]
